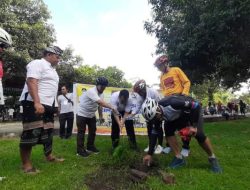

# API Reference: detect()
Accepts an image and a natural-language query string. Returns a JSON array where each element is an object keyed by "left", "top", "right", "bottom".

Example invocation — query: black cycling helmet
[{"left": 96, "top": 76, "right": 109, "bottom": 86}]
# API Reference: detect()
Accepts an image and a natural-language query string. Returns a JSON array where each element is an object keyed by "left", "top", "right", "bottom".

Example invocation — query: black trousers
[
  {"left": 111, "top": 113, "right": 137, "bottom": 148},
  {"left": 76, "top": 115, "right": 96, "bottom": 153},
  {"left": 146, "top": 120, "right": 163, "bottom": 146},
  {"left": 59, "top": 112, "right": 74, "bottom": 138}
]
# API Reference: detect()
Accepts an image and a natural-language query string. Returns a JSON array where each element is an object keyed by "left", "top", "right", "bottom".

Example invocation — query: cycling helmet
[
  {"left": 141, "top": 98, "right": 158, "bottom": 121},
  {"left": 154, "top": 55, "right": 169, "bottom": 67},
  {"left": 96, "top": 76, "right": 109, "bottom": 86},
  {"left": 133, "top": 79, "right": 146, "bottom": 93},
  {"left": 44, "top": 45, "right": 63, "bottom": 56},
  {"left": 0, "top": 27, "right": 12, "bottom": 47}
]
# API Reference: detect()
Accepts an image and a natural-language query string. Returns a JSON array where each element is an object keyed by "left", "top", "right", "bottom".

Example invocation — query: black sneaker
[
  {"left": 76, "top": 150, "right": 90, "bottom": 158},
  {"left": 87, "top": 147, "right": 100, "bottom": 154}
]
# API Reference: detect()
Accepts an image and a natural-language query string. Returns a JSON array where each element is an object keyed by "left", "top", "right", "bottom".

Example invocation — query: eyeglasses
[{"left": 55, "top": 54, "right": 61, "bottom": 59}]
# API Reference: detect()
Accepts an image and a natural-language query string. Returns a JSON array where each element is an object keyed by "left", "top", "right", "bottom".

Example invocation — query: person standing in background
[{"left": 58, "top": 85, "right": 74, "bottom": 139}]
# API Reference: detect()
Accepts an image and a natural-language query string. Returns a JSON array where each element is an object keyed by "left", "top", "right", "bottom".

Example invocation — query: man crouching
[{"left": 142, "top": 95, "right": 222, "bottom": 173}]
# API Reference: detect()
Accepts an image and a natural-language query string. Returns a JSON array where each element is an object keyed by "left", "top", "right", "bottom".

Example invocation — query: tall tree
[
  {"left": 75, "top": 65, "right": 132, "bottom": 88},
  {"left": 0, "top": 0, "right": 55, "bottom": 90},
  {"left": 145, "top": 0, "right": 250, "bottom": 89},
  {"left": 57, "top": 46, "right": 83, "bottom": 90}
]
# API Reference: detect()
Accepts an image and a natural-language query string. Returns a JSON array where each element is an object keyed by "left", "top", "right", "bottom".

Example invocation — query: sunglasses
[{"left": 0, "top": 43, "right": 9, "bottom": 49}]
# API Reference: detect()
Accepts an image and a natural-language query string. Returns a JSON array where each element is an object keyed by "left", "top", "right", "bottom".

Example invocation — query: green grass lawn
[{"left": 1, "top": 118, "right": 250, "bottom": 190}]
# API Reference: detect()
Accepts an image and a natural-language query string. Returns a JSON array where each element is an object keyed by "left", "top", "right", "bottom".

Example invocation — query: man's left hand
[{"left": 99, "top": 118, "right": 105, "bottom": 124}]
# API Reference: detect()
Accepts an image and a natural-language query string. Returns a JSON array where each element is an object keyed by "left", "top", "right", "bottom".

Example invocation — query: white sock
[
  {"left": 176, "top": 154, "right": 183, "bottom": 159},
  {"left": 209, "top": 154, "right": 216, "bottom": 159}
]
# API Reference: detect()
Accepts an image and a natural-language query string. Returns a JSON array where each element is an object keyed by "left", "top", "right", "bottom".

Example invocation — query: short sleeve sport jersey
[
  {"left": 77, "top": 86, "right": 104, "bottom": 118},
  {"left": 160, "top": 67, "right": 190, "bottom": 96},
  {"left": 158, "top": 95, "right": 195, "bottom": 122},
  {"left": 110, "top": 91, "right": 134, "bottom": 113},
  {"left": 19, "top": 58, "right": 59, "bottom": 106},
  {"left": 0, "top": 59, "right": 3, "bottom": 79}
]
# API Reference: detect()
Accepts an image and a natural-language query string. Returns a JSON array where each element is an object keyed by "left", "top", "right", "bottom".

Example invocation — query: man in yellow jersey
[{"left": 154, "top": 55, "right": 191, "bottom": 157}]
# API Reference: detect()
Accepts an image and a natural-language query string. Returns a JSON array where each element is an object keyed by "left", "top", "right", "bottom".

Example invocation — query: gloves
[{"left": 179, "top": 127, "right": 191, "bottom": 141}]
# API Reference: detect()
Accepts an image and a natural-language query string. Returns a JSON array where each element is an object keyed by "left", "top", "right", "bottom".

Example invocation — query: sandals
[
  {"left": 46, "top": 157, "right": 65, "bottom": 163},
  {"left": 23, "top": 167, "right": 40, "bottom": 174}
]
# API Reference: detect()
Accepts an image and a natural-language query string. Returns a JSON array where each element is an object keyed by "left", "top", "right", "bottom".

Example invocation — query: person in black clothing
[
  {"left": 141, "top": 95, "right": 222, "bottom": 173},
  {"left": 239, "top": 100, "right": 246, "bottom": 116}
]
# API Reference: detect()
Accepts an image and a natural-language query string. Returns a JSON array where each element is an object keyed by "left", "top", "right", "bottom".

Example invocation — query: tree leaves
[
  {"left": 145, "top": 0, "right": 250, "bottom": 89},
  {"left": 1, "top": 0, "right": 55, "bottom": 89}
]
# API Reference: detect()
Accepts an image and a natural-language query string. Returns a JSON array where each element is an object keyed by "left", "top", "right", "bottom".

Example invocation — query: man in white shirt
[
  {"left": 58, "top": 85, "right": 74, "bottom": 139},
  {"left": 8, "top": 107, "right": 14, "bottom": 120},
  {"left": 19, "top": 46, "right": 64, "bottom": 174},
  {"left": 110, "top": 90, "right": 138, "bottom": 150},
  {"left": 76, "top": 77, "right": 119, "bottom": 157}
]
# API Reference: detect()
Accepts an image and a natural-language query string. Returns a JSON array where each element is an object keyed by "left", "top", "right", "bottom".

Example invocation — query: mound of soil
[{"left": 85, "top": 158, "right": 175, "bottom": 189}]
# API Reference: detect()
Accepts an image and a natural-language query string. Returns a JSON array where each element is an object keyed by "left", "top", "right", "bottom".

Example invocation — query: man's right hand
[
  {"left": 143, "top": 154, "right": 153, "bottom": 167},
  {"left": 34, "top": 103, "right": 45, "bottom": 114},
  {"left": 112, "top": 108, "right": 120, "bottom": 116},
  {"left": 119, "top": 122, "right": 125, "bottom": 134}
]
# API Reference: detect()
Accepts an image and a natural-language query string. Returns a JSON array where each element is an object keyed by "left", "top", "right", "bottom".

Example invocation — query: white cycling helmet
[
  {"left": 141, "top": 98, "right": 158, "bottom": 121},
  {"left": 0, "top": 27, "right": 12, "bottom": 47}
]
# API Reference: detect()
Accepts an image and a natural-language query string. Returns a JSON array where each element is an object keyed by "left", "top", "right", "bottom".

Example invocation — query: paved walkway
[
  {"left": 0, "top": 113, "right": 249, "bottom": 137},
  {"left": 0, "top": 121, "right": 60, "bottom": 137}
]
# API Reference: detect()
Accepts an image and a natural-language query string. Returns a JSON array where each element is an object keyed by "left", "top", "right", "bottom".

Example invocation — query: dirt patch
[
  {"left": 85, "top": 161, "right": 152, "bottom": 190},
  {"left": 85, "top": 166, "right": 134, "bottom": 190},
  {"left": 85, "top": 158, "right": 175, "bottom": 189}
]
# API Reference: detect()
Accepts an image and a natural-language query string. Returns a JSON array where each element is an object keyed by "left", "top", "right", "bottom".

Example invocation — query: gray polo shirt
[
  {"left": 58, "top": 93, "right": 74, "bottom": 114},
  {"left": 77, "top": 86, "right": 104, "bottom": 118}
]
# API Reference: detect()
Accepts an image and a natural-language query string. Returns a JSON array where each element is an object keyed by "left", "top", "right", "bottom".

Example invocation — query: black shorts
[{"left": 164, "top": 106, "right": 204, "bottom": 137}]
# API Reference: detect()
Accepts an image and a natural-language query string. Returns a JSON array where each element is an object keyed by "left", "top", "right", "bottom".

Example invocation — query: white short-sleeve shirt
[
  {"left": 58, "top": 93, "right": 74, "bottom": 114},
  {"left": 8, "top": 108, "right": 14, "bottom": 116},
  {"left": 19, "top": 58, "right": 59, "bottom": 106},
  {"left": 110, "top": 91, "right": 134, "bottom": 113},
  {"left": 132, "top": 87, "right": 161, "bottom": 114},
  {"left": 77, "top": 86, "right": 104, "bottom": 118}
]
